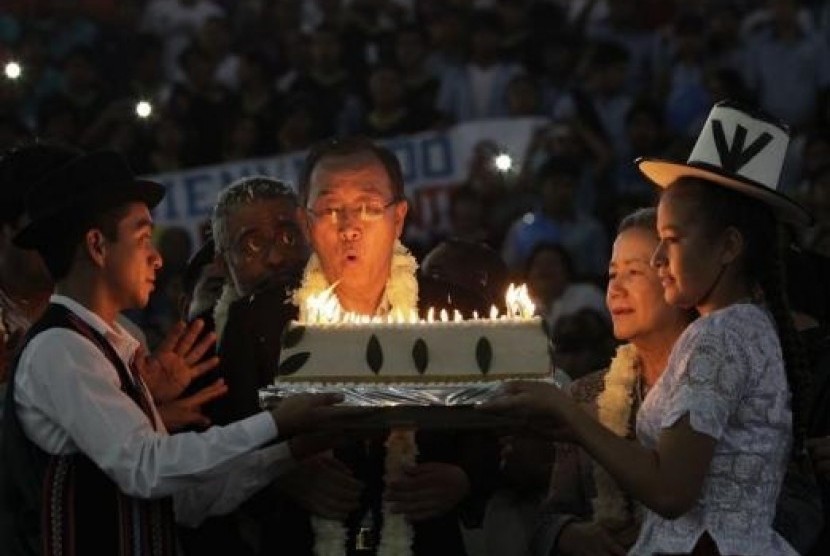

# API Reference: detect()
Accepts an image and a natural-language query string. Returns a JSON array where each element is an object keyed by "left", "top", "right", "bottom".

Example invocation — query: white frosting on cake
[{"left": 276, "top": 317, "right": 551, "bottom": 383}]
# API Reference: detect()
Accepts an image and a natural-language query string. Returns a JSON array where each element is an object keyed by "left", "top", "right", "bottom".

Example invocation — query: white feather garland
[
  {"left": 292, "top": 240, "right": 420, "bottom": 555},
  {"left": 592, "top": 343, "right": 640, "bottom": 530}
]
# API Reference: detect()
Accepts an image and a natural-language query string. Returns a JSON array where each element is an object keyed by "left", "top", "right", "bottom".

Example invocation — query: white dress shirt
[{"left": 14, "top": 294, "right": 293, "bottom": 527}]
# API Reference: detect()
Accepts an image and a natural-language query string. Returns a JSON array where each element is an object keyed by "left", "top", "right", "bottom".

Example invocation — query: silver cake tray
[{"left": 258, "top": 379, "right": 558, "bottom": 430}]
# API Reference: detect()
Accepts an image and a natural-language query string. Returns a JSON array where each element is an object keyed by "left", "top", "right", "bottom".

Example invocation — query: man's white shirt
[{"left": 14, "top": 294, "right": 293, "bottom": 526}]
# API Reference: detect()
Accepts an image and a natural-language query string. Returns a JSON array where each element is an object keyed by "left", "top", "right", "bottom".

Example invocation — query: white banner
[{"left": 150, "top": 117, "right": 546, "bottom": 242}]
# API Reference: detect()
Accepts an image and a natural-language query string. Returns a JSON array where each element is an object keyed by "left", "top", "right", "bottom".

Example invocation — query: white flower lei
[
  {"left": 591, "top": 343, "right": 640, "bottom": 531},
  {"left": 213, "top": 283, "right": 241, "bottom": 344},
  {"left": 293, "top": 240, "right": 419, "bottom": 321},
  {"left": 378, "top": 428, "right": 419, "bottom": 555},
  {"left": 294, "top": 239, "right": 419, "bottom": 556}
]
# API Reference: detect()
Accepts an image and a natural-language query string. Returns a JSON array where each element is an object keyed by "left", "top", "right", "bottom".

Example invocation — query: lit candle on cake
[
  {"left": 505, "top": 284, "right": 518, "bottom": 318},
  {"left": 518, "top": 285, "right": 535, "bottom": 318},
  {"left": 303, "top": 283, "right": 535, "bottom": 324},
  {"left": 505, "top": 283, "right": 535, "bottom": 319}
]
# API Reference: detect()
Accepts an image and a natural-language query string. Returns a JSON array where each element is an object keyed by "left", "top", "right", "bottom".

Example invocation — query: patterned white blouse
[{"left": 630, "top": 303, "right": 798, "bottom": 555}]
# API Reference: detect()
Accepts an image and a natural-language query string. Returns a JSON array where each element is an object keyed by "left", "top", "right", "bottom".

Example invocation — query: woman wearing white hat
[{"left": 483, "top": 101, "right": 813, "bottom": 555}]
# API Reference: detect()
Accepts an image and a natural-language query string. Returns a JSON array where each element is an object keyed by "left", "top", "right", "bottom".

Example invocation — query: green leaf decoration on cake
[
  {"left": 476, "top": 337, "right": 492, "bottom": 375},
  {"left": 366, "top": 334, "right": 383, "bottom": 374},
  {"left": 278, "top": 352, "right": 310, "bottom": 375},
  {"left": 412, "top": 338, "right": 428, "bottom": 374},
  {"left": 281, "top": 325, "right": 306, "bottom": 349}
]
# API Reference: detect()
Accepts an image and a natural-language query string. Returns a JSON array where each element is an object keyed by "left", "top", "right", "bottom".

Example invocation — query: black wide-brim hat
[
  {"left": 636, "top": 100, "right": 813, "bottom": 227},
  {"left": 14, "top": 150, "right": 165, "bottom": 249}
]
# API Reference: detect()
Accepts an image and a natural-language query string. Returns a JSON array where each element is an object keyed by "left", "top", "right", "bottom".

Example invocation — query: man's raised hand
[
  {"left": 134, "top": 319, "right": 219, "bottom": 403},
  {"left": 157, "top": 378, "right": 228, "bottom": 431}
]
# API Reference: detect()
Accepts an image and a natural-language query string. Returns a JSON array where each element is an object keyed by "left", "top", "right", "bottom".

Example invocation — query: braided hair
[
  {"left": 670, "top": 178, "right": 811, "bottom": 460},
  {"left": 759, "top": 224, "right": 811, "bottom": 460}
]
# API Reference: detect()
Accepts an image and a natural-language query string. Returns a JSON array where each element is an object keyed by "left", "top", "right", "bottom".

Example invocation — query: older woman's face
[{"left": 606, "top": 227, "right": 681, "bottom": 342}]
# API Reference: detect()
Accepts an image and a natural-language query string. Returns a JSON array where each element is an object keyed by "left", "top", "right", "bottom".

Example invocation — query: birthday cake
[
  {"left": 263, "top": 284, "right": 553, "bottom": 429},
  {"left": 275, "top": 315, "right": 552, "bottom": 385}
]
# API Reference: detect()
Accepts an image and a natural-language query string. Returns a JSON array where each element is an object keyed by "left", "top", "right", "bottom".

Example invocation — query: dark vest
[{"left": 0, "top": 303, "right": 176, "bottom": 556}]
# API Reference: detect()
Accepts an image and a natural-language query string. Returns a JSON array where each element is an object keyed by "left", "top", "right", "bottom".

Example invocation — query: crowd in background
[{"left": 1, "top": 0, "right": 829, "bottom": 378}]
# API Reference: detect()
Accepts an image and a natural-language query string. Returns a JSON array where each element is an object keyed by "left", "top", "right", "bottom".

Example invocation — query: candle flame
[
  {"left": 306, "top": 283, "right": 341, "bottom": 323},
  {"left": 505, "top": 283, "right": 535, "bottom": 319}
]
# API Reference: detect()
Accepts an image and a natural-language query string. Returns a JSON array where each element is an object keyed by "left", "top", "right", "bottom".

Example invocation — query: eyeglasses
[
  {"left": 231, "top": 223, "right": 301, "bottom": 262},
  {"left": 306, "top": 199, "right": 398, "bottom": 225}
]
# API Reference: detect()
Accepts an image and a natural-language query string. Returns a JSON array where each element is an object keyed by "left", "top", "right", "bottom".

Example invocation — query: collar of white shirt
[{"left": 49, "top": 294, "right": 141, "bottom": 367}]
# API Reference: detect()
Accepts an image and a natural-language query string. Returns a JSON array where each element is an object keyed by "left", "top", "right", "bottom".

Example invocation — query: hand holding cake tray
[{"left": 260, "top": 284, "right": 559, "bottom": 429}]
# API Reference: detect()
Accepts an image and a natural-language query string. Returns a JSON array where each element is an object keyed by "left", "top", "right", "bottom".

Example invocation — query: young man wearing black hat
[
  {"left": 0, "top": 143, "right": 226, "bottom": 434},
  {"left": 0, "top": 149, "right": 358, "bottom": 556}
]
